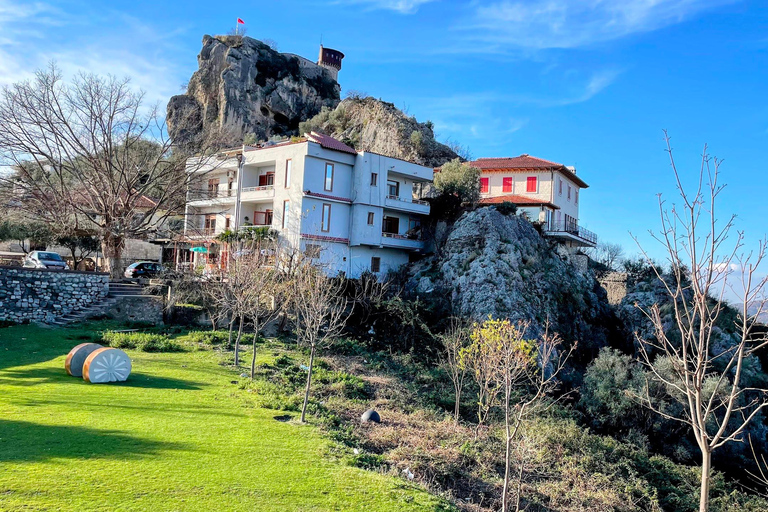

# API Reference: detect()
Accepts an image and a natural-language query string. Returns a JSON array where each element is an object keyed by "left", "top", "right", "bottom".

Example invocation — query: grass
[{"left": 0, "top": 323, "right": 452, "bottom": 512}]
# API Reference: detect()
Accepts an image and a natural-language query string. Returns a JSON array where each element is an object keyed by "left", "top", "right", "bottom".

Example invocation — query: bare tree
[
  {"left": 291, "top": 264, "right": 351, "bottom": 423},
  {"left": 245, "top": 261, "right": 284, "bottom": 380},
  {"left": 0, "top": 65, "right": 219, "bottom": 277},
  {"left": 589, "top": 242, "right": 625, "bottom": 271},
  {"left": 634, "top": 133, "right": 768, "bottom": 512},
  {"left": 438, "top": 317, "right": 471, "bottom": 424},
  {"left": 464, "top": 318, "right": 573, "bottom": 512}
]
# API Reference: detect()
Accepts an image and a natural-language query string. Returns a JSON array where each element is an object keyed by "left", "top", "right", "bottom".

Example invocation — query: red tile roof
[
  {"left": 304, "top": 191, "right": 353, "bottom": 203},
  {"left": 307, "top": 132, "right": 358, "bottom": 155},
  {"left": 479, "top": 194, "right": 559, "bottom": 209},
  {"left": 469, "top": 154, "right": 589, "bottom": 188},
  {"left": 301, "top": 233, "right": 350, "bottom": 244},
  {"left": 470, "top": 154, "right": 562, "bottom": 170}
]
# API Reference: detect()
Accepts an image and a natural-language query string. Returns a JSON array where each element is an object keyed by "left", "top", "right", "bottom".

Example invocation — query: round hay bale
[
  {"left": 361, "top": 409, "right": 381, "bottom": 424},
  {"left": 83, "top": 347, "right": 132, "bottom": 384},
  {"left": 65, "top": 343, "right": 103, "bottom": 377}
]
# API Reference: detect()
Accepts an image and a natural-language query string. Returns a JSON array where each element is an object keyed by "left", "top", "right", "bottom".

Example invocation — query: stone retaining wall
[
  {"left": 0, "top": 266, "right": 109, "bottom": 323},
  {"left": 599, "top": 271, "right": 628, "bottom": 306}
]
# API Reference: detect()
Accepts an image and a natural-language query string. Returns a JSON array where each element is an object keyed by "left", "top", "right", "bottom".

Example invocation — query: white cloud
[
  {"left": 465, "top": 0, "right": 737, "bottom": 49},
  {"left": 333, "top": 0, "right": 436, "bottom": 14}
]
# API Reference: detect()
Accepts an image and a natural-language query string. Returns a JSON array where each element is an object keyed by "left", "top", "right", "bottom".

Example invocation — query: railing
[
  {"left": 386, "top": 194, "right": 429, "bottom": 206},
  {"left": 188, "top": 189, "right": 236, "bottom": 200},
  {"left": 545, "top": 221, "right": 597, "bottom": 245},
  {"left": 382, "top": 231, "right": 422, "bottom": 241},
  {"left": 241, "top": 185, "right": 275, "bottom": 193}
]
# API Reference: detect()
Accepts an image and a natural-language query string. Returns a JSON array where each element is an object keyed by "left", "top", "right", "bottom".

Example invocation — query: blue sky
[{"left": 1, "top": 0, "right": 767, "bottom": 266}]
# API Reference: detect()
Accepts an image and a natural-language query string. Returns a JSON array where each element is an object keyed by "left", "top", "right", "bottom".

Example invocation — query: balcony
[
  {"left": 240, "top": 185, "right": 275, "bottom": 202},
  {"left": 544, "top": 220, "right": 597, "bottom": 247},
  {"left": 381, "top": 232, "right": 424, "bottom": 251},
  {"left": 187, "top": 188, "right": 237, "bottom": 206},
  {"left": 384, "top": 195, "right": 430, "bottom": 215}
]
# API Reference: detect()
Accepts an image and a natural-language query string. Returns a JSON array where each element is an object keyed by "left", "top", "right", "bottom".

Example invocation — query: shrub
[
  {"left": 185, "top": 330, "right": 230, "bottom": 345},
  {"left": 433, "top": 158, "right": 481, "bottom": 206},
  {"left": 102, "top": 331, "right": 183, "bottom": 353},
  {"left": 495, "top": 201, "right": 517, "bottom": 216}
]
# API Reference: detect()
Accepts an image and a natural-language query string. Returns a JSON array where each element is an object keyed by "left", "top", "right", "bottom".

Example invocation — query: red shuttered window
[
  {"left": 480, "top": 177, "right": 489, "bottom": 194},
  {"left": 526, "top": 176, "right": 537, "bottom": 193},
  {"left": 502, "top": 177, "right": 513, "bottom": 193}
]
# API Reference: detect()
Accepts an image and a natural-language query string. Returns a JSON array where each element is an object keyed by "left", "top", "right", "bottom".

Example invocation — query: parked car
[
  {"left": 23, "top": 251, "right": 69, "bottom": 270},
  {"left": 124, "top": 261, "right": 165, "bottom": 279}
]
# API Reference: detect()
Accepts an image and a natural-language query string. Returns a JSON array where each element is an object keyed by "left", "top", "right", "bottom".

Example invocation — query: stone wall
[
  {"left": 0, "top": 266, "right": 109, "bottom": 323},
  {"left": 105, "top": 296, "right": 165, "bottom": 325},
  {"left": 599, "top": 272, "right": 628, "bottom": 305}
]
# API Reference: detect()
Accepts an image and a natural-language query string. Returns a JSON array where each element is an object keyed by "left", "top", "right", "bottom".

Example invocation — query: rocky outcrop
[
  {"left": 168, "top": 35, "right": 341, "bottom": 149},
  {"left": 408, "top": 207, "right": 626, "bottom": 366},
  {"left": 299, "top": 96, "right": 459, "bottom": 167}
]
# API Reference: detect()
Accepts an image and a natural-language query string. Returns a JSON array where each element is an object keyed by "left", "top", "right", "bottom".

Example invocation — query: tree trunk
[
  {"left": 300, "top": 344, "right": 316, "bottom": 423},
  {"left": 234, "top": 316, "right": 243, "bottom": 366},
  {"left": 502, "top": 391, "right": 512, "bottom": 512},
  {"left": 699, "top": 448, "right": 712, "bottom": 512},
  {"left": 101, "top": 232, "right": 125, "bottom": 279},
  {"left": 454, "top": 383, "right": 461, "bottom": 424},
  {"left": 250, "top": 320, "right": 259, "bottom": 380},
  {"left": 227, "top": 317, "right": 235, "bottom": 350}
]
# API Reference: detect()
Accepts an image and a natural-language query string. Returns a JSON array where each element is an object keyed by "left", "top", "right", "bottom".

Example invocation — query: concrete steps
[{"left": 49, "top": 281, "right": 155, "bottom": 326}]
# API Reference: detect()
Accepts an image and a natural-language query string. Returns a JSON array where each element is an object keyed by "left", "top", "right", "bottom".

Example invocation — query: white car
[{"left": 23, "top": 251, "right": 69, "bottom": 270}]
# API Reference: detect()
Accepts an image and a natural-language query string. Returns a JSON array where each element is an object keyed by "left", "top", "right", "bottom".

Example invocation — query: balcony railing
[
  {"left": 241, "top": 185, "right": 275, "bottom": 193},
  {"left": 545, "top": 221, "right": 597, "bottom": 245},
  {"left": 386, "top": 194, "right": 429, "bottom": 206},
  {"left": 188, "top": 189, "right": 236, "bottom": 200},
  {"left": 382, "top": 231, "right": 421, "bottom": 241}
]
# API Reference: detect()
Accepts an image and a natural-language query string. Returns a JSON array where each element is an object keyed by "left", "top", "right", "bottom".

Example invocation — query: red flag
[{"left": 237, "top": 18, "right": 245, "bottom": 24}]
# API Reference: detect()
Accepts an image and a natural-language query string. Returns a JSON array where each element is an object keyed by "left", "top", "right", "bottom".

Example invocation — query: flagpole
[{"left": 236, "top": 18, "right": 238, "bottom": 36}]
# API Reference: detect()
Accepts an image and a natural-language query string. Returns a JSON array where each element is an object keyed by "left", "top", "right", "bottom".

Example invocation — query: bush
[
  {"left": 495, "top": 201, "right": 517, "bottom": 216},
  {"left": 185, "top": 330, "right": 230, "bottom": 345},
  {"left": 102, "top": 331, "right": 183, "bottom": 353}
]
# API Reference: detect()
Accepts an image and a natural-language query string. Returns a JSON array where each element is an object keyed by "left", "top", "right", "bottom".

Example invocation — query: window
[
  {"left": 526, "top": 176, "right": 537, "bottom": 193},
  {"left": 207, "top": 178, "right": 219, "bottom": 197},
  {"left": 382, "top": 216, "right": 399, "bottom": 234},
  {"left": 367, "top": 212, "right": 375, "bottom": 225},
  {"left": 282, "top": 200, "right": 290, "bottom": 229},
  {"left": 225, "top": 216, "right": 231, "bottom": 229},
  {"left": 480, "top": 177, "right": 489, "bottom": 194},
  {"left": 408, "top": 218, "right": 421, "bottom": 233},
  {"left": 258, "top": 172, "right": 274, "bottom": 186},
  {"left": 502, "top": 177, "right": 513, "bottom": 193},
  {"left": 575, "top": 190, "right": 579, "bottom": 205},
  {"left": 265, "top": 209, "right": 273, "bottom": 225},
  {"left": 558, "top": 179, "right": 563, "bottom": 196},
  {"left": 324, "top": 163, "right": 334, "bottom": 191},
  {"left": 305, "top": 244, "right": 321, "bottom": 259},
  {"left": 387, "top": 180, "right": 399, "bottom": 198},
  {"left": 204, "top": 214, "right": 216, "bottom": 233},
  {"left": 371, "top": 257, "right": 381, "bottom": 273},
  {"left": 567, "top": 185, "right": 572, "bottom": 200},
  {"left": 228, "top": 177, "right": 235, "bottom": 196},
  {"left": 285, "top": 159, "right": 292, "bottom": 188},
  {"left": 321, "top": 203, "right": 331, "bottom": 232},
  {"left": 371, "top": 173, "right": 378, "bottom": 186}
]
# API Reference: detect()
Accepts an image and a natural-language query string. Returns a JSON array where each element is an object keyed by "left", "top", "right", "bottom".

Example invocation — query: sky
[{"left": 1, "top": 0, "right": 767, "bottom": 269}]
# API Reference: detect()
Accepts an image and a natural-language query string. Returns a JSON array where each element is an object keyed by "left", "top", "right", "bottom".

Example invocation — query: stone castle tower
[{"left": 317, "top": 45, "right": 344, "bottom": 82}]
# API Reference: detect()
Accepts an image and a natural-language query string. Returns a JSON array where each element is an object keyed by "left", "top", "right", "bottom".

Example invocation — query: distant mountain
[{"left": 747, "top": 301, "right": 768, "bottom": 324}]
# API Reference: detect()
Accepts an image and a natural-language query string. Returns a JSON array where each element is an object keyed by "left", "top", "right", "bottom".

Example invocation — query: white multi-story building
[
  {"left": 184, "top": 132, "right": 433, "bottom": 277},
  {"left": 472, "top": 154, "right": 596, "bottom": 248}
]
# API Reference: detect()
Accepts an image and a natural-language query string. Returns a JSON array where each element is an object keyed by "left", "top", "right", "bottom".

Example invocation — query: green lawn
[{"left": 0, "top": 324, "right": 450, "bottom": 511}]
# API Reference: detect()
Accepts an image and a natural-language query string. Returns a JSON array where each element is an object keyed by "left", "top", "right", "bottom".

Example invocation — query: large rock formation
[
  {"left": 167, "top": 35, "right": 341, "bottom": 149},
  {"left": 299, "top": 96, "right": 460, "bottom": 167},
  {"left": 408, "top": 207, "right": 627, "bottom": 367}
]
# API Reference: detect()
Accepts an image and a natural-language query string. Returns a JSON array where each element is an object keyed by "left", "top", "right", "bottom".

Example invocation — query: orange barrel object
[
  {"left": 83, "top": 347, "right": 132, "bottom": 383},
  {"left": 65, "top": 343, "right": 103, "bottom": 377}
]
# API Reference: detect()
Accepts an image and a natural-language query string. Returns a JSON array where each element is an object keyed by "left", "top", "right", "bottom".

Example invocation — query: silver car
[{"left": 23, "top": 251, "right": 69, "bottom": 270}]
